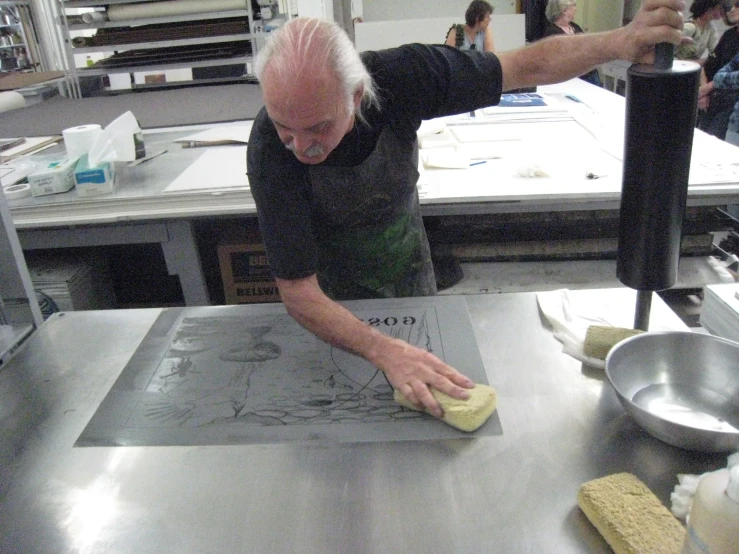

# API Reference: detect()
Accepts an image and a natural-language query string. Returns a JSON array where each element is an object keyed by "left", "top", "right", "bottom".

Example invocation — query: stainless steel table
[{"left": 0, "top": 292, "right": 726, "bottom": 553}]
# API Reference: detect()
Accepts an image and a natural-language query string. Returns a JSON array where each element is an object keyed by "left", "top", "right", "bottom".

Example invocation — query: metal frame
[{"left": 0, "top": 186, "right": 43, "bottom": 367}]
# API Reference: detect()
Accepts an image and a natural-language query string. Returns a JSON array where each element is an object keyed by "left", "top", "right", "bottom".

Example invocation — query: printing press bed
[{"left": 0, "top": 290, "right": 726, "bottom": 553}]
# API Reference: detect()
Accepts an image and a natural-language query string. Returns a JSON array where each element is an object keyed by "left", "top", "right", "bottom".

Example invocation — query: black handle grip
[{"left": 654, "top": 42, "right": 674, "bottom": 70}]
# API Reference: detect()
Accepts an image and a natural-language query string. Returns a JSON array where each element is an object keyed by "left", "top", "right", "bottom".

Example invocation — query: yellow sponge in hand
[{"left": 394, "top": 383, "right": 497, "bottom": 432}]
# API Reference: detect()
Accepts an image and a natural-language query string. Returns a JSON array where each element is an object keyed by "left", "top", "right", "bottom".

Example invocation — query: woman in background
[
  {"left": 706, "top": 46, "right": 739, "bottom": 146},
  {"left": 675, "top": 0, "right": 724, "bottom": 62},
  {"left": 445, "top": 0, "right": 495, "bottom": 52},
  {"left": 697, "top": 0, "right": 739, "bottom": 139},
  {"left": 542, "top": 0, "right": 602, "bottom": 86}
]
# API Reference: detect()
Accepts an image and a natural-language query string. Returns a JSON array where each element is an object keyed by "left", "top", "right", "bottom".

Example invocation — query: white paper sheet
[
  {"left": 174, "top": 123, "right": 253, "bottom": 146},
  {"left": 165, "top": 146, "right": 249, "bottom": 192},
  {"left": 0, "top": 136, "right": 62, "bottom": 161}
]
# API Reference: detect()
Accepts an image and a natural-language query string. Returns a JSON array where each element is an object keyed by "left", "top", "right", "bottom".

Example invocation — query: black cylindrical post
[
  {"left": 634, "top": 290, "right": 653, "bottom": 331},
  {"left": 616, "top": 51, "right": 700, "bottom": 306}
]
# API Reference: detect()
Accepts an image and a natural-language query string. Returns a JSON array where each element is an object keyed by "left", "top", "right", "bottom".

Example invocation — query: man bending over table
[{"left": 247, "top": 0, "right": 687, "bottom": 418}]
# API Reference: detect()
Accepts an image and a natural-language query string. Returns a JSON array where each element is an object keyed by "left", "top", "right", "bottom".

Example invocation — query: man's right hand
[
  {"left": 612, "top": 0, "right": 686, "bottom": 64},
  {"left": 365, "top": 334, "right": 475, "bottom": 419}
]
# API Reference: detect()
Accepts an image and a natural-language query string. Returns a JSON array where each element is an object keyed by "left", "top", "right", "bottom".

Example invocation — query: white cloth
[
  {"left": 536, "top": 288, "right": 689, "bottom": 369},
  {"left": 671, "top": 452, "right": 739, "bottom": 521}
]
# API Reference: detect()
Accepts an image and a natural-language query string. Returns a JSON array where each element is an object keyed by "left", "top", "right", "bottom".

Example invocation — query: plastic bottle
[
  {"left": 681, "top": 465, "right": 739, "bottom": 554},
  {"left": 85, "top": 55, "right": 93, "bottom": 67}
]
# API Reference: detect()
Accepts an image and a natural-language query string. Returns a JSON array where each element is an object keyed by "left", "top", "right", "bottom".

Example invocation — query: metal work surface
[
  {"left": 77, "top": 297, "right": 500, "bottom": 447},
  {"left": 0, "top": 292, "right": 727, "bottom": 553}
]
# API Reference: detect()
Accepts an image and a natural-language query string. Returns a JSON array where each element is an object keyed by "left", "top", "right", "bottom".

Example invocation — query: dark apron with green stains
[{"left": 309, "top": 127, "right": 436, "bottom": 300}]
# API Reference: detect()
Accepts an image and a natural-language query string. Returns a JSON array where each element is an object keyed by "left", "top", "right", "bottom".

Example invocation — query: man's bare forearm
[
  {"left": 276, "top": 275, "right": 391, "bottom": 364},
  {"left": 498, "top": 0, "right": 686, "bottom": 91},
  {"left": 500, "top": 32, "right": 618, "bottom": 91}
]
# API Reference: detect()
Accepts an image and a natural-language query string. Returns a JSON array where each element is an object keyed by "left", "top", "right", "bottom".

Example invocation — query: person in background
[
  {"left": 445, "top": 0, "right": 495, "bottom": 52},
  {"left": 675, "top": 0, "right": 724, "bottom": 61},
  {"left": 542, "top": 0, "right": 602, "bottom": 86},
  {"left": 247, "top": 1, "right": 686, "bottom": 419},
  {"left": 697, "top": 0, "right": 739, "bottom": 139},
  {"left": 525, "top": 0, "right": 549, "bottom": 43},
  {"left": 706, "top": 47, "right": 739, "bottom": 145}
]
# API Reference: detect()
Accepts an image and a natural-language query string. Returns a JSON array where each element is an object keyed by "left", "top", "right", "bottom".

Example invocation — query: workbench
[
  {"left": 0, "top": 290, "right": 727, "bottom": 553},
  {"left": 4, "top": 80, "right": 739, "bottom": 306}
]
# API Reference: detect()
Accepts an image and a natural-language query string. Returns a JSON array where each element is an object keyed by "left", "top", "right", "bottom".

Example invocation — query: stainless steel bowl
[{"left": 605, "top": 331, "right": 739, "bottom": 452}]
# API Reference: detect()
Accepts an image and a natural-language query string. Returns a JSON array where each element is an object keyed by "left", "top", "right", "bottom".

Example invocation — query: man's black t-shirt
[{"left": 247, "top": 43, "right": 502, "bottom": 282}]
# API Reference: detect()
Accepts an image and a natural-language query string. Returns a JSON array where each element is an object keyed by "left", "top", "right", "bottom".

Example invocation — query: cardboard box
[
  {"left": 218, "top": 241, "right": 280, "bottom": 304},
  {"left": 28, "top": 158, "right": 77, "bottom": 197},
  {"left": 74, "top": 154, "right": 115, "bottom": 197}
]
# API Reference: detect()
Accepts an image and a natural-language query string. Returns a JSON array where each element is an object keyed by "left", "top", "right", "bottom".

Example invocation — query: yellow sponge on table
[
  {"left": 578, "top": 473, "right": 685, "bottom": 554},
  {"left": 583, "top": 325, "right": 644, "bottom": 361},
  {"left": 393, "top": 383, "right": 497, "bottom": 432}
]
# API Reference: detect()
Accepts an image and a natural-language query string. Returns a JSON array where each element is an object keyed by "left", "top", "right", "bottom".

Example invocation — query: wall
[
  {"left": 355, "top": 14, "right": 524, "bottom": 52},
  {"left": 575, "top": 0, "right": 623, "bottom": 33},
  {"left": 361, "top": 0, "right": 516, "bottom": 22}
]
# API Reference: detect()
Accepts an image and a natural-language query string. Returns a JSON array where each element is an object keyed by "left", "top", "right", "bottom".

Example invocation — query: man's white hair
[{"left": 255, "top": 17, "right": 378, "bottom": 123}]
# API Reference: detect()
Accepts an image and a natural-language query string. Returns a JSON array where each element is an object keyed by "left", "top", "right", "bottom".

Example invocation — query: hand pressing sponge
[
  {"left": 394, "top": 384, "right": 497, "bottom": 432},
  {"left": 578, "top": 473, "right": 685, "bottom": 554}
]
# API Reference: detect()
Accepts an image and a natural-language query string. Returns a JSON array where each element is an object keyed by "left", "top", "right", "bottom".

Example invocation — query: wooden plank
[{"left": 0, "top": 71, "right": 65, "bottom": 91}]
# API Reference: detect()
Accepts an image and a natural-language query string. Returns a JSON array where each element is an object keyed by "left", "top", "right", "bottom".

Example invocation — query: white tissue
[
  {"left": 516, "top": 163, "right": 549, "bottom": 178},
  {"left": 707, "top": 255, "right": 739, "bottom": 283},
  {"left": 88, "top": 111, "right": 141, "bottom": 166},
  {"left": 671, "top": 451, "right": 739, "bottom": 521},
  {"left": 671, "top": 473, "right": 704, "bottom": 519},
  {"left": 536, "top": 288, "right": 688, "bottom": 368}
]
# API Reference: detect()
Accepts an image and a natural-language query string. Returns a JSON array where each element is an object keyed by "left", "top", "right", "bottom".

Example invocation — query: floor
[{"left": 438, "top": 256, "right": 734, "bottom": 329}]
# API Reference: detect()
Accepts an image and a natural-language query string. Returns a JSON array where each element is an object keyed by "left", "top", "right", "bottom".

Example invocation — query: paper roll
[
  {"left": 63, "top": 124, "right": 103, "bottom": 159},
  {"left": 2, "top": 183, "right": 31, "bottom": 200},
  {"left": 108, "top": 0, "right": 247, "bottom": 21},
  {"left": 81, "top": 11, "right": 107, "bottom": 23},
  {"left": 0, "top": 91, "right": 26, "bottom": 114}
]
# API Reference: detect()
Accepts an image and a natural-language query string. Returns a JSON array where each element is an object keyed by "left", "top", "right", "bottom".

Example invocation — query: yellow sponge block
[
  {"left": 578, "top": 473, "right": 685, "bottom": 554},
  {"left": 394, "top": 383, "right": 497, "bottom": 432},
  {"left": 583, "top": 325, "right": 643, "bottom": 360}
]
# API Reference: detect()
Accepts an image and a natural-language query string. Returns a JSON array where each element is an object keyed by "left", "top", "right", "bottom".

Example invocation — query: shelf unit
[
  {"left": 0, "top": 0, "right": 38, "bottom": 73},
  {"left": 55, "top": 0, "right": 267, "bottom": 98}
]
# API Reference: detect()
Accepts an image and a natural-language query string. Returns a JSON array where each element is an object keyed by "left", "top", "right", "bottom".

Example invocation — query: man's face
[{"left": 262, "top": 65, "right": 357, "bottom": 165}]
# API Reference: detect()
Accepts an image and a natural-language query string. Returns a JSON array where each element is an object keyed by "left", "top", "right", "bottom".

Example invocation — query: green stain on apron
[{"left": 309, "top": 127, "right": 436, "bottom": 300}]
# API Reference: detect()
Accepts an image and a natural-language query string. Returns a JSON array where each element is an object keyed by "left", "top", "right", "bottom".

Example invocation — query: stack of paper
[
  {"left": 700, "top": 283, "right": 739, "bottom": 342},
  {"left": 25, "top": 252, "right": 116, "bottom": 312}
]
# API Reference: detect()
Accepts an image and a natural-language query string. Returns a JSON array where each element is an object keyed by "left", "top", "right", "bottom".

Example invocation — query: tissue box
[
  {"left": 74, "top": 154, "right": 115, "bottom": 196},
  {"left": 28, "top": 158, "right": 77, "bottom": 197}
]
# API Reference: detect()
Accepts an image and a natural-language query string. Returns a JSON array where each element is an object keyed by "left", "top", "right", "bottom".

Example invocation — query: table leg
[{"left": 163, "top": 220, "right": 210, "bottom": 306}]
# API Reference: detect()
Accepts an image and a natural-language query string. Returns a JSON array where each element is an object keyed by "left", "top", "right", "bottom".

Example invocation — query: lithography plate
[{"left": 77, "top": 296, "right": 502, "bottom": 446}]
